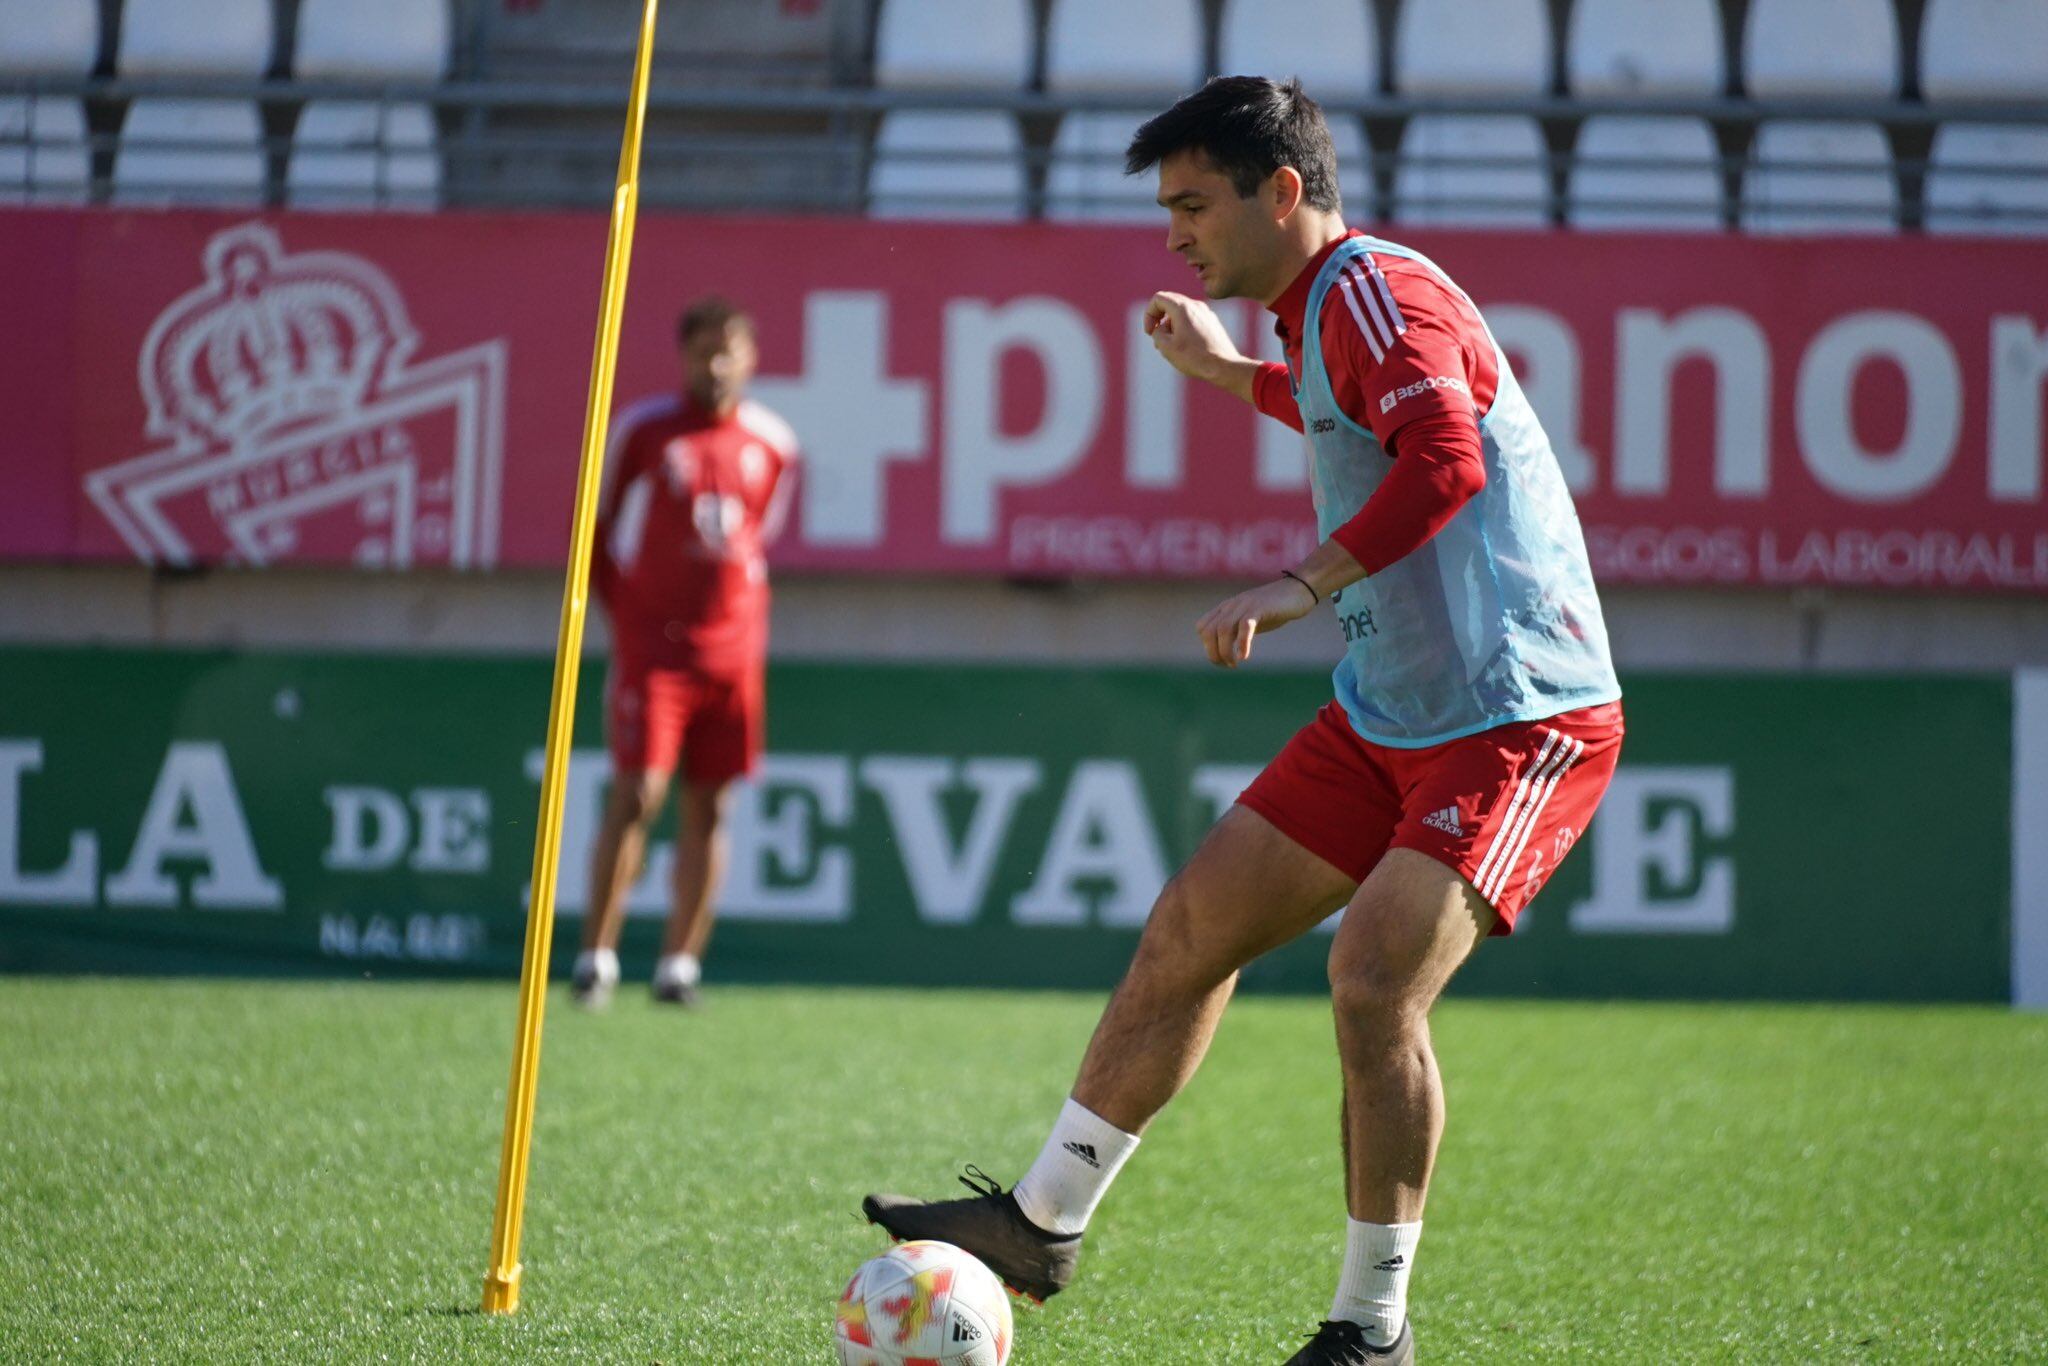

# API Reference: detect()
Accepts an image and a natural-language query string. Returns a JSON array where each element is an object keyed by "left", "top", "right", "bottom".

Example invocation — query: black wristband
[{"left": 1280, "top": 569, "right": 1319, "bottom": 605}]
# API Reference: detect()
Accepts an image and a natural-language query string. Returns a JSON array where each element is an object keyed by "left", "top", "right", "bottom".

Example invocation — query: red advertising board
[{"left": 1, "top": 207, "right": 2043, "bottom": 590}]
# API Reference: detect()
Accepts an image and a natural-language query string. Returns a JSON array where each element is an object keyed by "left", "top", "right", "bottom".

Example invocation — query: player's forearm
[
  {"left": 1290, "top": 537, "right": 1369, "bottom": 604},
  {"left": 1201, "top": 354, "right": 1264, "bottom": 405}
]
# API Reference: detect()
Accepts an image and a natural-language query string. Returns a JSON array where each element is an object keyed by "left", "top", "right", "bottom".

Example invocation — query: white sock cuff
[
  {"left": 654, "top": 952, "right": 701, "bottom": 988},
  {"left": 574, "top": 948, "right": 619, "bottom": 983},
  {"left": 1051, "top": 1099, "right": 1139, "bottom": 1164},
  {"left": 1011, "top": 1099, "right": 1141, "bottom": 1237},
  {"left": 1333, "top": 1219, "right": 1422, "bottom": 1346}
]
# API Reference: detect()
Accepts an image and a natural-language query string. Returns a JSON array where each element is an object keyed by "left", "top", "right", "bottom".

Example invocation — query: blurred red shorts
[
  {"left": 604, "top": 658, "right": 763, "bottom": 787},
  {"left": 1238, "top": 700, "right": 1624, "bottom": 933}
]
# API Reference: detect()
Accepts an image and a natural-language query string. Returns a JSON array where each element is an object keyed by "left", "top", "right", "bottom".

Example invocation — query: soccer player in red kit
[
  {"left": 570, "top": 297, "right": 798, "bottom": 1009},
  {"left": 864, "top": 80, "right": 1623, "bottom": 1363}
]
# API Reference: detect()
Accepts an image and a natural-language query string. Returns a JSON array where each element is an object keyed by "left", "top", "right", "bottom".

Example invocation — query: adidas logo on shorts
[{"left": 1421, "top": 806, "right": 1463, "bottom": 836}]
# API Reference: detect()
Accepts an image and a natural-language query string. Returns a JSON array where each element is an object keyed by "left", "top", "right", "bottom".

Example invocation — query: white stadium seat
[
  {"left": 288, "top": 101, "right": 441, "bottom": 210},
  {"left": 1327, "top": 116, "right": 1372, "bottom": 215},
  {"left": 117, "top": 0, "right": 272, "bottom": 77},
  {"left": 1218, "top": 0, "right": 1376, "bottom": 101},
  {"left": 868, "top": 111, "right": 1027, "bottom": 220},
  {"left": 1392, "top": 114, "right": 1549, "bottom": 226},
  {"left": 1045, "top": 110, "right": 1159, "bottom": 222},
  {"left": 1743, "top": 0, "right": 1899, "bottom": 97},
  {"left": 1919, "top": 0, "right": 2048, "bottom": 101},
  {"left": 0, "top": 96, "right": 90, "bottom": 203},
  {"left": 1390, "top": 0, "right": 1548, "bottom": 220},
  {"left": 1924, "top": 123, "right": 2048, "bottom": 235},
  {"left": 0, "top": 0, "right": 98, "bottom": 73},
  {"left": 113, "top": 99, "right": 266, "bottom": 206},
  {"left": 1566, "top": 115, "right": 1722, "bottom": 230},
  {"left": 1566, "top": 0, "right": 1723, "bottom": 97},
  {"left": 1044, "top": 0, "right": 1204, "bottom": 94},
  {"left": 1393, "top": 0, "right": 1550, "bottom": 95},
  {"left": 0, "top": 0, "right": 94, "bottom": 207},
  {"left": 295, "top": 0, "right": 452, "bottom": 80},
  {"left": 873, "top": 0, "right": 1033, "bottom": 89},
  {"left": 1741, "top": 121, "right": 1898, "bottom": 233}
]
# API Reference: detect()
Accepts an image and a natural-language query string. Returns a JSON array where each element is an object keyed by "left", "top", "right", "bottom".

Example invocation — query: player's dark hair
[
  {"left": 677, "top": 295, "right": 753, "bottom": 346},
  {"left": 1125, "top": 76, "right": 1342, "bottom": 213}
]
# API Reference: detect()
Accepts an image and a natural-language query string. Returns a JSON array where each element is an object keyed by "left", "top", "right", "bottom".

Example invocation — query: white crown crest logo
[
  {"left": 88, "top": 220, "right": 506, "bottom": 570},
  {"left": 142, "top": 223, "right": 417, "bottom": 450}
]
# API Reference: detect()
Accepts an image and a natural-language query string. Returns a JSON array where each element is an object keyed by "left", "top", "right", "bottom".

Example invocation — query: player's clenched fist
[
  {"left": 1196, "top": 576, "right": 1318, "bottom": 669},
  {"left": 1143, "top": 291, "right": 1244, "bottom": 386}
]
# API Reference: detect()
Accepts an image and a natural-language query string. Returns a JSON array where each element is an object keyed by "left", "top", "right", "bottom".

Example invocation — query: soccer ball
[{"left": 834, "top": 1240, "right": 1014, "bottom": 1365}]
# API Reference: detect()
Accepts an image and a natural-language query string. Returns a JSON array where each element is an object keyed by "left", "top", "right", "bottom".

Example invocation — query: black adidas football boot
[
  {"left": 1284, "top": 1319, "right": 1415, "bottom": 1365},
  {"left": 861, "top": 1166, "right": 1081, "bottom": 1303}
]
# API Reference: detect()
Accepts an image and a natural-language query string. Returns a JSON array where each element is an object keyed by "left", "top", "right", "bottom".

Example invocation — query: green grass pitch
[{"left": 2, "top": 979, "right": 2044, "bottom": 1362}]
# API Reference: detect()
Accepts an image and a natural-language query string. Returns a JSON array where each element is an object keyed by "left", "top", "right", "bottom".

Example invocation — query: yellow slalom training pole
[{"left": 481, "top": 0, "right": 662, "bottom": 1317}]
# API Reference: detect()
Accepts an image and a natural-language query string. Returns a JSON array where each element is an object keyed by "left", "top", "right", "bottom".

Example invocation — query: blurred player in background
[
  {"left": 864, "top": 78, "right": 1623, "bottom": 1364},
  {"left": 570, "top": 297, "right": 799, "bottom": 1009}
]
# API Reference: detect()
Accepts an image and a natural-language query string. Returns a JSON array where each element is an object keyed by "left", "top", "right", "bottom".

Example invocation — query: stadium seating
[
  {"left": 114, "top": 0, "right": 271, "bottom": 207},
  {"left": 1738, "top": 0, "right": 1899, "bottom": 234},
  {"left": 872, "top": 0, "right": 1033, "bottom": 89},
  {"left": 1741, "top": 121, "right": 1898, "bottom": 233},
  {"left": 1043, "top": 1, "right": 1201, "bottom": 221},
  {"left": 1393, "top": 115, "right": 1550, "bottom": 226},
  {"left": 1925, "top": 123, "right": 2048, "bottom": 234},
  {"left": 0, "top": 0, "right": 98, "bottom": 74},
  {"left": 1743, "top": 0, "right": 1899, "bottom": 96},
  {"left": 1043, "top": 0, "right": 1204, "bottom": 94},
  {"left": 868, "top": 111, "right": 1028, "bottom": 220},
  {"left": 0, "top": 0, "right": 96, "bottom": 204},
  {"left": 1217, "top": 0, "right": 1376, "bottom": 101},
  {"left": 1391, "top": 0, "right": 1551, "bottom": 225},
  {"left": 288, "top": 102, "right": 441, "bottom": 210},
  {"left": 868, "top": 0, "right": 1031, "bottom": 219},
  {"left": 112, "top": 99, "right": 265, "bottom": 206},
  {"left": 1919, "top": 0, "right": 2048, "bottom": 101},
  {"left": 1393, "top": 0, "right": 1550, "bottom": 95},
  {"left": 1566, "top": 0, "right": 1723, "bottom": 98},
  {"left": 1325, "top": 116, "right": 1373, "bottom": 216},
  {"left": 1567, "top": 116, "right": 1722, "bottom": 230},
  {"left": 1562, "top": 0, "right": 1723, "bottom": 230},
  {"left": 1920, "top": 0, "right": 2048, "bottom": 234},
  {"left": 0, "top": 97, "right": 90, "bottom": 203},
  {"left": 295, "top": 0, "right": 453, "bottom": 80},
  {"left": 117, "top": 0, "right": 272, "bottom": 77},
  {"left": 1044, "top": 110, "right": 1159, "bottom": 222}
]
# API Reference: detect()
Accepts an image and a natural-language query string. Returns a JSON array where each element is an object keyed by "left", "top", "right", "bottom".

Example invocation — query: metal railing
[{"left": 5, "top": 74, "right": 2047, "bottom": 227}]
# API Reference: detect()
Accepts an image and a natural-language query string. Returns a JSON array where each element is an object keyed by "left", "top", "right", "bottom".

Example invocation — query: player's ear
[{"left": 1269, "top": 166, "right": 1305, "bottom": 221}]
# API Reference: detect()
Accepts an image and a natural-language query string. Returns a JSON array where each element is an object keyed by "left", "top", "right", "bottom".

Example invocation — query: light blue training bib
[{"left": 1295, "top": 236, "right": 1620, "bottom": 747}]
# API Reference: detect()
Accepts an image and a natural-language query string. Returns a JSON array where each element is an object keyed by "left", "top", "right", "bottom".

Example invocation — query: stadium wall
[{"left": 0, "top": 645, "right": 2028, "bottom": 1004}]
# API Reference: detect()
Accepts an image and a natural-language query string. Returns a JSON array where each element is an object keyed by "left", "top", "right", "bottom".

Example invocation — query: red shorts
[
  {"left": 605, "top": 658, "right": 763, "bottom": 786},
  {"left": 1238, "top": 700, "right": 1624, "bottom": 933}
]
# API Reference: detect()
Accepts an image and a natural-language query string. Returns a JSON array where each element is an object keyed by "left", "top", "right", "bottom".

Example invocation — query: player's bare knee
[
  {"left": 610, "top": 772, "right": 668, "bottom": 826},
  {"left": 1327, "top": 954, "right": 1430, "bottom": 1044},
  {"left": 680, "top": 780, "right": 732, "bottom": 834},
  {"left": 1129, "top": 875, "right": 1235, "bottom": 994}
]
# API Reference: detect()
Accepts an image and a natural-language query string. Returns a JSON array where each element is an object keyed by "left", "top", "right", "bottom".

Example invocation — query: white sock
[
  {"left": 653, "top": 952, "right": 701, "bottom": 989},
  {"left": 1009, "top": 1099, "right": 1140, "bottom": 1237},
  {"left": 1331, "top": 1218, "right": 1421, "bottom": 1347},
  {"left": 573, "top": 948, "right": 619, "bottom": 985}
]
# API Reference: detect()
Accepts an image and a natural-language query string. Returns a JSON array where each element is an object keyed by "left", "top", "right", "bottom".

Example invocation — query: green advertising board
[{"left": 0, "top": 646, "right": 2014, "bottom": 1001}]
